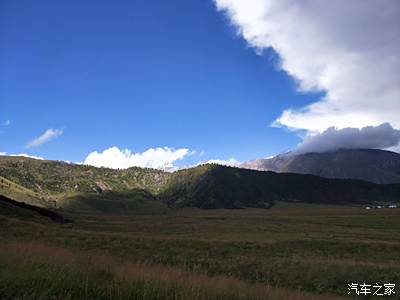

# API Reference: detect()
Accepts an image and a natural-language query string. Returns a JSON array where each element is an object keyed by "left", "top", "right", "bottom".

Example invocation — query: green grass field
[{"left": 1, "top": 202, "right": 399, "bottom": 299}]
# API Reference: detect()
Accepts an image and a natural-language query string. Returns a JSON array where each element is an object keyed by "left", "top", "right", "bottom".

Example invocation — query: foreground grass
[
  {"left": 1, "top": 202, "right": 400, "bottom": 298},
  {"left": 0, "top": 242, "right": 340, "bottom": 300}
]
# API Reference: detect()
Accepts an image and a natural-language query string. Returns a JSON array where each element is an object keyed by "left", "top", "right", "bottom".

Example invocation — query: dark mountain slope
[
  {"left": 242, "top": 149, "right": 400, "bottom": 184},
  {"left": 0, "top": 195, "right": 69, "bottom": 223},
  {"left": 160, "top": 164, "right": 275, "bottom": 208},
  {"left": 161, "top": 165, "right": 400, "bottom": 208}
]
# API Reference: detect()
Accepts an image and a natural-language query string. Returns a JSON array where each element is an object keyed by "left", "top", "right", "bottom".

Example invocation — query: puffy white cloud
[
  {"left": 83, "top": 146, "right": 191, "bottom": 170},
  {"left": 10, "top": 153, "right": 44, "bottom": 160},
  {"left": 0, "top": 152, "right": 44, "bottom": 160},
  {"left": 295, "top": 123, "right": 400, "bottom": 154},
  {"left": 26, "top": 128, "right": 63, "bottom": 148},
  {"left": 388, "top": 144, "right": 400, "bottom": 153},
  {"left": 214, "top": 0, "right": 400, "bottom": 132},
  {"left": 197, "top": 158, "right": 241, "bottom": 167}
]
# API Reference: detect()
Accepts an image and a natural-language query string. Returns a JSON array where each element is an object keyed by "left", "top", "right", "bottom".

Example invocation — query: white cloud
[
  {"left": 25, "top": 128, "right": 63, "bottom": 148},
  {"left": 388, "top": 144, "right": 400, "bottom": 154},
  {"left": 2, "top": 120, "right": 10, "bottom": 126},
  {"left": 9, "top": 153, "right": 44, "bottom": 160},
  {"left": 197, "top": 158, "right": 241, "bottom": 167},
  {"left": 0, "top": 152, "right": 44, "bottom": 160},
  {"left": 83, "top": 146, "right": 191, "bottom": 170},
  {"left": 214, "top": 0, "right": 400, "bottom": 132},
  {"left": 295, "top": 123, "right": 400, "bottom": 154}
]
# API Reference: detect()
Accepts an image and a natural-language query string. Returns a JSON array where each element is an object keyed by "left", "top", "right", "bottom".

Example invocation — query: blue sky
[{"left": 2, "top": 0, "right": 397, "bottom": 169}]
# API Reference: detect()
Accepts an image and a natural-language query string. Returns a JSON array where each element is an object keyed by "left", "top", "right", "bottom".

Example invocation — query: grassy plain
[{"left": 1, "top": 201, "right": 399, "bottom": 299}]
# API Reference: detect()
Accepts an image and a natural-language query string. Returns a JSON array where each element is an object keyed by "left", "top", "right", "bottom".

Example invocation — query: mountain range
[
  {"left": 241, "top": 149, "right": 400, "bottom": 184},
  {"left": 1, "top": 150, "right": 400, "bottom": 212}
]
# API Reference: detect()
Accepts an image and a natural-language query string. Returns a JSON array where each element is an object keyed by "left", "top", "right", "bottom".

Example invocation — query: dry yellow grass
[{"left": 0, "top": 241, "right": 344, "bottom": 300}]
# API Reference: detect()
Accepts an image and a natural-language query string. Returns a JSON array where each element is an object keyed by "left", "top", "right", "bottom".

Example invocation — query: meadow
[{"left": 1, "top": 201, "right": 399, "bottom": 299}]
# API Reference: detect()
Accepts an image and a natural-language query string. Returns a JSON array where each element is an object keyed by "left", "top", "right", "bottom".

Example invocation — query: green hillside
[
  {"left": 0, "top": 155, "right": 169, "bottom": 205},
  {"left": 1, "top": 155, "right": 400, "bottom": 212},
  {"left": 62, "top": 189, "right": 169, "bottom": 214},
  {"left": 161, "top": 165, "right": 400, "bottom": 208},
  {"left": 160, "top": 164, "right": 275, "bottom": 208}
]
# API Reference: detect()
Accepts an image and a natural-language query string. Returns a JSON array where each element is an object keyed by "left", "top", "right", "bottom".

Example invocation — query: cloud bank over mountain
[
  {"left": 0, "top": 152, "right": 44, "bottom": 160},
  {"left": 197, "top": 158, "right": 240, "bottom": 167},
  {"left": 83, "top": 146, "right": 241, "bottom": 171},
  {"left": 295, "top": 123, "right": 400, "bottom": 154},
  {"left": 214, "top": 0, "right": 400, "bottom": 132},
  {"left": 83, "top": 146, "right": 191, "bottom": 170}
]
